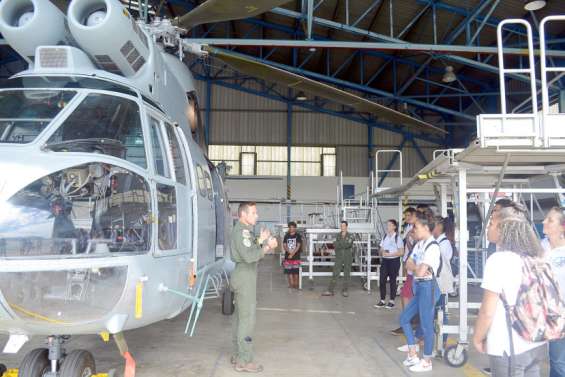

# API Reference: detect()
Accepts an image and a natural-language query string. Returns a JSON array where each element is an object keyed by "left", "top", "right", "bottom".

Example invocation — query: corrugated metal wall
[{"left": 196, "top": 80, "right": 438, "bottom": 177}]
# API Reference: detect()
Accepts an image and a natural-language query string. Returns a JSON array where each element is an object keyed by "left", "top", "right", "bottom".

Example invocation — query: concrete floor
[{"left": 1, "top": 256, "right": 498, "bottom": 376}]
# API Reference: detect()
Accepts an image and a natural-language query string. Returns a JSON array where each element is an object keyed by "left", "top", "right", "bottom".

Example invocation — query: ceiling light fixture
[
  {"left": 442, "top": 66, "right": 457, "bottom": 83},
  {"left": 524, "top": 0, "right": 547, "bottom": 11},
  {"left": 296, "top": 91, "right": 307, "bottom": 101}
]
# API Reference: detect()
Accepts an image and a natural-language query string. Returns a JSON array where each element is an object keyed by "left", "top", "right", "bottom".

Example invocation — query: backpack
[
  {"left": 438, "top": 237, "right": 459, "bottom": 276},
  {"left": 501, "top": 256, "right": 565, "bottom": 343},
  {"left": 433, "top": 239, "right": 455, "bottom": 294}
]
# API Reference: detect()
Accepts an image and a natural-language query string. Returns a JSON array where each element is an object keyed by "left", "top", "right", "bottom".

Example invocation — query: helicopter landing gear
[
  {"left": 19, "top": 336, "right": 97, "bottom": 377},
  {"left": 59, "top": 350, "right": 96, "bottom": 377},
  {"left": 18, "top": 348, "right": 49, "bottom": 377}
]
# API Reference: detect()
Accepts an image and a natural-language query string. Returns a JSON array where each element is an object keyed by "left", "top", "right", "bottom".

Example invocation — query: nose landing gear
[{"left": 17, "top": 336, "right": 96, "bottom": 377}]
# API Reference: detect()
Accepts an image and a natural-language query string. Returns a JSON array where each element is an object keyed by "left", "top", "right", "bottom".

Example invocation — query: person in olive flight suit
[
  {"left": 230, "top": 202, "right": 278, "bottom": 373},
  {"left": 322, "top": 220, "right": 355, "bottom": 297}
]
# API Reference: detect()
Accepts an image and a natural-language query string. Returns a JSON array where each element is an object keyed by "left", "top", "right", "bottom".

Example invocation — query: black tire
[
  {"left": 59, "top": 350, "right": 96, "bottom": 377},
  {"left": 0, "top": 363, "right": 7, "bottom": 376},
  {"left": 19, "top": 348, "right": 50, "bottom": 377},
  {"left": 222, "top": 288, "right": 235, "bottom": 315},
  {"left": 444, "top": 344, "right": 468, "bottom": 368}
]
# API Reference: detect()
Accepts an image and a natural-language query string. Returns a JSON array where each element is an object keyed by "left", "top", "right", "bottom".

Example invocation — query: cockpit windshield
[
  {"left": 0, "top": 90, "right": 76, "bottom": 144},
  {"left": 45, "top": 93, "right": 147, "bottom": 169},
  {"left": 0, "top": 162, "right": 153, "bottom": 258}
]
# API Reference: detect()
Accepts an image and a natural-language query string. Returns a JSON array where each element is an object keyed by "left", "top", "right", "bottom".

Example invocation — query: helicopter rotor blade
[
  {"left": 201, "top": 46, "right": 448, "bottom": 136},
  {"left": 174, "top": 0, "right": 292, "bottom": 30}
]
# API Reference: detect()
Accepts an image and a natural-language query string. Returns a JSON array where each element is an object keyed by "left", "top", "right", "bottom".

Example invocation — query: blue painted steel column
[
  {"left": 287, "top": 99, "right": 292, "bottom": 221},
  {"left": 368, "top": 125, "right": 373, "bottom": 176},
  {"left": 205, "top": 78, "right": 212, "bottom": 146}
]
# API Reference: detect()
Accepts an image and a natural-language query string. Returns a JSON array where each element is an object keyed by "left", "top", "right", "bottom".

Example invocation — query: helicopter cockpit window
[
  {"left": 0, "top": 163, "right": 152, "bottom": 258},
  {"left": 149, "top": 118, "right": 171, "bottom": 179},
  {"left": 196, "top": 165, "right": 207, "bottom": 197},
  {"left": 204, "top": 171, "right": 214, "bottom": 201},
  {"left": 0, "top": 90, "right": 76, "bottom": 144},
  {"left": 165, "top": 124, "right": 187, "bottom": 185},
  {"left": 45, "top": 93, "right": 147, "bottom": 169},
  {"left": 157, "top": 184, "right": 177, "bottom": 251}
]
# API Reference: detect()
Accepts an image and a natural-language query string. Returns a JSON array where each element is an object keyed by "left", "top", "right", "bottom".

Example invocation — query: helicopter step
[{"left": 159, "top": 265, "right": 232, "bottom": 337}]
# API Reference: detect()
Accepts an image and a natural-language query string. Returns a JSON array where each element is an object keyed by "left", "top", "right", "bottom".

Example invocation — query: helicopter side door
[{"left": 145, "top": 111, "right": 196, "bottom": 316}]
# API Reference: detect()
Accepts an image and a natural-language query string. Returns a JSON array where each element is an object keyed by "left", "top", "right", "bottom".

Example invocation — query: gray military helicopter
[{"left": 0, "top": 0, "right": 445, "bottom": 376}]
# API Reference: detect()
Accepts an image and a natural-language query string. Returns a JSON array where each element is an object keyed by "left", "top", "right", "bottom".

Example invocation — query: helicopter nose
[{"left": 0, "top": 266, "right": 129, "bottom": 325}]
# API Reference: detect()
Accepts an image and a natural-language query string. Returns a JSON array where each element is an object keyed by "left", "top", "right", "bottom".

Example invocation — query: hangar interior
[{"left": 1, "top": 0, "right": 565, "bottom": 376}]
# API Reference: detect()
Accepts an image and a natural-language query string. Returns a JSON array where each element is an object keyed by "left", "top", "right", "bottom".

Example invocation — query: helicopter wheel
[
  {"left": 19, "top": 348, "right": 50, "bottom": 377},
  {"left": 222, "top": 287, "right": 235, "bottom": 316},
  {"left": 60, "top": 350, "right": 96, "bottom": 377}
]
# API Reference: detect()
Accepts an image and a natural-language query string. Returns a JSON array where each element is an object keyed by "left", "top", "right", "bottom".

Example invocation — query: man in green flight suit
[
  {"left": 322, "top": 220, "right": 355, "bottom": 297},
  {"left": 230, "top": 202, "right": 278, "bottom": 373}
]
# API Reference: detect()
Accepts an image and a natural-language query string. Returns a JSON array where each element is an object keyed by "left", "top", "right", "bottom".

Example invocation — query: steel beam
[{"left": 189, "top": 38, "right": 565, "bottom": 57}]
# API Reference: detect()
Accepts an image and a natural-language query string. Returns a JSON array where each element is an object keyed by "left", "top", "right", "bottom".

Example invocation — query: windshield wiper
[{"left": 42, "top": 138, "right": 126, "bottom": 157}]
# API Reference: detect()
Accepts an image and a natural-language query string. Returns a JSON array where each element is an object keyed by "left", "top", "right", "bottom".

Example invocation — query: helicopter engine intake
[
  {"left": 0, "top": 0, "right": 71, "bottom": 63},
  {"left": 67, "top": 0, "right": 151, "bottom": 78}
]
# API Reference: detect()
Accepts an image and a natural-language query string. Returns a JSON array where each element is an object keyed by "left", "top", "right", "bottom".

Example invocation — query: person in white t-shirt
[
  {"left": 473, "top": 205, "right": 547, "bottom": 377},
  {"left": 374, "top": 219, "right": 404, "bottom": 309},
  {"left": 542, "top": 207, "right": 565, "bottom": 377},
  {"left": 398, "top": 212, "right": 441, "bottom": 373}
]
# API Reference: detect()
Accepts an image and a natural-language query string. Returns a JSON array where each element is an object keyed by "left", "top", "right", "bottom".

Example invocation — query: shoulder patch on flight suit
[
  {"left": 242, "top": 229, "right": 251, "bottom": 238},
  {"left": 243, "top": 238, "right": 252, "bottom": 247}
]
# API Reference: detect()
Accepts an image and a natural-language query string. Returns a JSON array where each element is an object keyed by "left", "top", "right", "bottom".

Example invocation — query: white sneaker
[
  {"left": 409, "top": 360, "right": 432, "bottom": 372},
  {"left": 402, "top": 355, "right": 420, "bottom": 367},
  {"left": 397, "top": 344, "right": 419, "bottom": 352}
]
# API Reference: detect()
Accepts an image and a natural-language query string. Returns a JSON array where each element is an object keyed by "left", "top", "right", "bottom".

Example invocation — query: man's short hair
[
  {"left": 288, "top": 221, "right": 297, "bottom": 228},
  {"left": 341, "top": 220, "right": 348, "bottom": 227},
  {"left": 404, "top": 207, "right": 417, "bottom": 215},
  {"left": 238, "top": 202, "right": 256, "bottom": 217}
]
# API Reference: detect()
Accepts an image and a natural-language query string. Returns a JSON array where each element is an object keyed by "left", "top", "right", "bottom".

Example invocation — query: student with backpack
[
  {"left": 391, "top": 207, "right": 418, "bottom": 336},
  {"left": 473, "top": 204, "right": 558, "bottom": 377},
  {"left": 398, "top": 212, "right": 442, "bottom": 373},
  {"left": 542, "top": 207, "right": 565, "bottom": 377},
  {"left": 374, "top": 219, "right": 404, "bottom": 309},
  {"left": 432, "top": 216, "right": 455, "bottom": 347}
]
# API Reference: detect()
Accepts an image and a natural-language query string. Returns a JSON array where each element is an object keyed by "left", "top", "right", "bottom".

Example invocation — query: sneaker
[
  {"left": 342, "top": 290, "right": 349, "bottom": 297},
  {"left": 390, "top": 327, "right": 403, "bottom": 336},
  {"left": 374, "top": 300, "right": 386, "bottom": 308},
  {"left": 482, "top": 368, "right": 491, "bottom": 376},
  {"left": 397, "top": 344, "right": 419, "bottom": 352},
  {"left": 234, "top": 363, "right": 264, "bottom": 373},
  {"left": 230, "top": 356, "right": 237, "bottom": 365},
  {"left": 321, "top": 291, "right": 334, "bottom": 296},
  {"left": 402, "top": 355, "right": 420, "bottom": 367},
  {"left": 409, "top": 360, "right": 432, "bottom": 372},
  {"left": 386, "top": 301, "right": 395, "bottom": 309}
]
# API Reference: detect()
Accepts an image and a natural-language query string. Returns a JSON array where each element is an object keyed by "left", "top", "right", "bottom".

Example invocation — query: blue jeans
[
  {"left": 550, "top": 338, "right": 565, "bottom": 377},
  {"left": 399, "top": 279, "right": 440, "bottom": 358}
]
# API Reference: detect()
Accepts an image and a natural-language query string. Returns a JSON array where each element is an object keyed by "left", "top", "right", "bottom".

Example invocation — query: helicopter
[{"left": 0, "top": 0, "right": 447, "bottom": 376}]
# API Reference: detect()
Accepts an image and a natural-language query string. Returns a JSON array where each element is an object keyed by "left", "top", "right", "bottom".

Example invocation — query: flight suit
[
  {"left": 230, "top": 221, "right": 265, "bottom": 365},
  {"left": 328, "top": 231, "right": 355, "bottom": 292}
]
